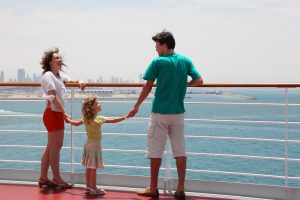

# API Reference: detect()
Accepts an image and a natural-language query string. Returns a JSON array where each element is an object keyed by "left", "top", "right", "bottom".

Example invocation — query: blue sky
[{"left": 0, "top": 0, "right": 299, "bottom": 82}]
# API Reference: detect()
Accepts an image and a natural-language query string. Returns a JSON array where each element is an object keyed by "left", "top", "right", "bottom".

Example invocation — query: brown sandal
[
  {"left": 137, "top": 186, "right": 159, "bottom": 197},
  {"left": 174, "top": 191, "right": 186, "bottom": 200},
  {"left": 38, "top": 179, "right": 56, "bottom": 188},
  {"left": 52, "top": 180, "right": 72, "bottom": 189}
]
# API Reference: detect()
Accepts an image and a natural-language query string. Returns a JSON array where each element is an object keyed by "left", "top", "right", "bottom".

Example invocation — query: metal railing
[{"left": 0, "top": 82, "right": 300, "bottom": 196}]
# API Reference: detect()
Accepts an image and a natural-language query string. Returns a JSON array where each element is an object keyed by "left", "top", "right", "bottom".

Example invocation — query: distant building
[
  {"left": 139, "top": 73, "right": 144, "bottom": 83},
  {"left": 33, "top": 73, "right": 42, "bottom": 82},
  {"left": 98, "top": 76, "right": 103, "bottom": 83},
  {"left": 25, "top": 74, "right": 31, "bottom": 82},
  {"left": 0, "top": 71, "right": 4, "bottom": 82},
  {"left": 17, "top": 68, "right": 26, "bottom": 82},
  {"left": 110, "top": 76, "right": 119, "bottom": 83}
]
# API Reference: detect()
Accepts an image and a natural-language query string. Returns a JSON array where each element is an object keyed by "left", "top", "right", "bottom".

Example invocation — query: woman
[{"left": 38, "top": 47, "right": 85, "bottom": 189}]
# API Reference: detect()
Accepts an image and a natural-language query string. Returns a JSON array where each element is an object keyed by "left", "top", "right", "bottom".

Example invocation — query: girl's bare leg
[
  {"left": 86, "top": 168, "right": 91, "bottom": 188},
  {"left": 89, "top": 169, "right": 97, "bottom": 189}
]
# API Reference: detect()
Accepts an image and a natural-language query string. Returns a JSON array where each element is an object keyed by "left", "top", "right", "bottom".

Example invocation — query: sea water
[{"left": 0, "top": 88, "right": 300, "bottom": 187}]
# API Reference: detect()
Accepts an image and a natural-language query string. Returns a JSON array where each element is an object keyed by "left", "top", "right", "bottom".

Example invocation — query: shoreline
[{"left": 0, "top": 90, "right": 257, "bottom": 100}]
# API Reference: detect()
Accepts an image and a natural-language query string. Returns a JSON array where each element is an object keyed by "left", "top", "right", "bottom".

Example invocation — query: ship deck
[{"left": 0, "top": 182, "right": 233, "bottom": 200}]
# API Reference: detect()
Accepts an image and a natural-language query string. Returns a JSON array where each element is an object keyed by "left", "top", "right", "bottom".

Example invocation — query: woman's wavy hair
[
  {"left": 81, "top": 96, "right": 98, "bottom": 124},
  {"left": 40, "top": 47, "right": 66, "bottom": 75}
]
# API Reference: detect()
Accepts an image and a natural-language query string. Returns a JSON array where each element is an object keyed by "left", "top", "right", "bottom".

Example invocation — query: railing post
[
  {"left": 70, "top": 88, "right": 75, "bottom": 186},
  {"left": 164, "top": 139, "right": 172, "bottom": 194},
  {"left": 284, "top": 88, "right": 290, "bottom": 199}
]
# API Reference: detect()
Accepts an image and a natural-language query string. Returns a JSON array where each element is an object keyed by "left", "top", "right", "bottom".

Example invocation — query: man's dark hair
[{"left": 152, "top": 30, "right": 175, "bottom": 49}]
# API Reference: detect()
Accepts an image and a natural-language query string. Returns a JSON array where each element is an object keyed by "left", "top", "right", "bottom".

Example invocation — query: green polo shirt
[{"left": 144, "top": 53, "right": 201, "bottom": 114}]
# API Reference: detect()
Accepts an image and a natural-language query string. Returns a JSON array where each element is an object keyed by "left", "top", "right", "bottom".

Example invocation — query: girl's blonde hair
[{"left": 81, "top": 96, "right": 97, "bottom": 123}]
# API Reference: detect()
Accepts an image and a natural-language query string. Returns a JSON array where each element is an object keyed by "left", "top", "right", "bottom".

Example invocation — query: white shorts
[{"left": 146, "top": 112, "right": 186, "bottom": 159}]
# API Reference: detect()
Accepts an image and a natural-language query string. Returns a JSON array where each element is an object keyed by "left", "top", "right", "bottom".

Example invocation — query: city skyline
[{"left": 0, "top": 68, "right": 142, "bottom": 83}]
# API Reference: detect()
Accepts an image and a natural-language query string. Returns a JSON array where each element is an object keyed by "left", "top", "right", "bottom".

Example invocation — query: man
[{"left": 128, "top": 30, "right": 203, "bottom": 199}]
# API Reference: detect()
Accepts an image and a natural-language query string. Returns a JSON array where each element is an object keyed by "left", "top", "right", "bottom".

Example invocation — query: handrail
[
  {"left": 1, "top": 82, "right": 300, "bottom": 87},
  {"left": 1, "top": 83, "right": 300, "bottom": 196}
]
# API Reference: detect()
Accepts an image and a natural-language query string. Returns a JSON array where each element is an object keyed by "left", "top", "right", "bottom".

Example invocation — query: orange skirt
[{"left": 43, "top": 108, "right": 64, "bottom": 132}]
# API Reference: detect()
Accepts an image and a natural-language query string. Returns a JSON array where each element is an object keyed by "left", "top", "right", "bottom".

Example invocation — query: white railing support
[
  {"left": 284, "top": 88, "right": 290, "bottom": 199},
  {"left": 70, "top": 88, "right": 75, "bottom": 186},
  {"left": 164, "top": 139, "right": 172, "bottom": 194}
]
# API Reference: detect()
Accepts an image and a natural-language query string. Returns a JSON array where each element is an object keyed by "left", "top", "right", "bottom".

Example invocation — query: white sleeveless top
[{"left": 41, "top": 71, "right": 71, "bottom": 112}]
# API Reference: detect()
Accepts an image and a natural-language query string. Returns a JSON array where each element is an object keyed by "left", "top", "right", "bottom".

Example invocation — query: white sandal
[{"left": 86, "top": 188, "right": 106, "bottom": 195}]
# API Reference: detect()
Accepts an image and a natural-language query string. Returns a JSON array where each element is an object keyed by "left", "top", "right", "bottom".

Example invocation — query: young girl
[{"left": 65, "top": 96, "right": 128, "bottom": 195}]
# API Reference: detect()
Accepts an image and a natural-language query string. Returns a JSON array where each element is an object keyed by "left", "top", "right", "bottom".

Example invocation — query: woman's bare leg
[
  {"left": 48, "top": 129, "right": 64, "bottom": 182},
  {"left": 39, "top": 143, "right": 50, "bottom": 181}
]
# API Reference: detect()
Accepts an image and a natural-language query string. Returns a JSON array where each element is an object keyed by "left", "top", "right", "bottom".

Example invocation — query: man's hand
[
  {"left": 188, "top": 77, "right": 203, "bottom": 87},
  {"left": 127, "top": 80, "right": 153, "bottom": 118},
  {"left": 127, "top": 107, "right": 139, "bottom": 118}
]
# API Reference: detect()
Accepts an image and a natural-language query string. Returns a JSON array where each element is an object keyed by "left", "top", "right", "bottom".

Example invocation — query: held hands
[
  {"left": 63, "top": 112, "right": 71, "bottom": 118},
  {"left": 127, "top": 106, "right": 139, "bottom": 118},
  {"left": 65, "top": 116, "right": 71, "bottom": 123},
  {"left": 63, "top": 113, "right": 71, "bottom": 123}
]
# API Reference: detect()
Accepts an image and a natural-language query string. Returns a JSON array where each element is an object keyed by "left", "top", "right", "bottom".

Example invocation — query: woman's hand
[
  {"left": 65, "top": 117, "right": 71, "bottom": 123},
  {"left": 63, "top": 112, "right": 70, "bottom": 119},
  {"left": 77, "top": 80, "right": 86, "bottom": 91}
]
